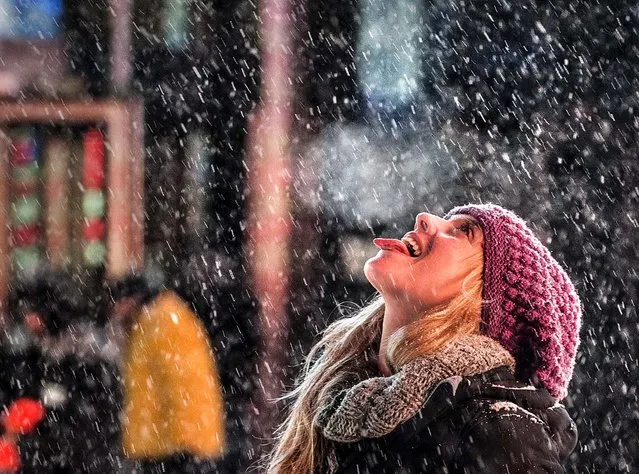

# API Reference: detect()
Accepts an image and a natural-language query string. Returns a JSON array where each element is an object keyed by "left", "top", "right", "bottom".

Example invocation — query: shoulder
[
  {"left": 397, "top": 367, "right": 573, "bottom": 472},
  {"left": 136, "top": 291, "right": 206, "bottom": 337},
  {"left": 149, "top": 290, "right": 194, "bottom": 313},
  {"left": 144, "top": 291, "right": 198, "bottom": 323},
  {"left": 464, "top": 399, "right": 554, "bottom": 443},
  {"left": 453, "top": 400, "right": 566, "bottom": 473}
]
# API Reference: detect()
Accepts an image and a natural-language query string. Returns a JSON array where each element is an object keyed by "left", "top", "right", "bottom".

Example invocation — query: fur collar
[{"left": 315, "top": 334, "right": 515, "bottom": 443}]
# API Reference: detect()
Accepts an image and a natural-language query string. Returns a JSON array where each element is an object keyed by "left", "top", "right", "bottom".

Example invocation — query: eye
[{"left": 455, "top": 219, "right": 475, "bottom": 238}]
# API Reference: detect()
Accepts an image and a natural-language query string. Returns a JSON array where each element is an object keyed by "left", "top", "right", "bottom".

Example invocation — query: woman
[{"left": 268, "top": 203, "right": 582, "bottom": 473}]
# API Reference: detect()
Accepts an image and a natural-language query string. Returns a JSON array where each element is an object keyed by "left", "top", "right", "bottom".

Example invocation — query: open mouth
[{"left": 401, "top": 236, "right": 422, "bottom": 257}]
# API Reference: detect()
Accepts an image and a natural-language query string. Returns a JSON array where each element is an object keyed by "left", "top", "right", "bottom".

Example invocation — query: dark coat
[{"left": 329, "top": 365, "right": 577, "bottom": 474}]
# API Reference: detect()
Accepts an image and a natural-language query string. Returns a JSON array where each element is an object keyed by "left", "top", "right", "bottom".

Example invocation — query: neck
[{"left": 377, "top": 297, "right": 424, "bottom": 376}]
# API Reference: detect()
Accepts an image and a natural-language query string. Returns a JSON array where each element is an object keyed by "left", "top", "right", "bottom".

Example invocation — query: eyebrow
[
  {"left": 447, "top": 215, "right": 480, "bottom": 229},
  {"left": 450, "top": 215, "right": 479, "bottom": 225}
]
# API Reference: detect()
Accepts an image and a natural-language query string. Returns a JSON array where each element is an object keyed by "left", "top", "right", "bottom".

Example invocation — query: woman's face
[{"left": 364, "top": 212, "right": 484, "bottom": 314}]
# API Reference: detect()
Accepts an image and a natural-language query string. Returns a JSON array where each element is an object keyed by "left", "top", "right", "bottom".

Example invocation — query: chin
[
  {"left": 364, "top": 254, "right": 398, "bottom": 294},
  {"left": 363, "top": 255, "right": 381, "bottom": 288}
]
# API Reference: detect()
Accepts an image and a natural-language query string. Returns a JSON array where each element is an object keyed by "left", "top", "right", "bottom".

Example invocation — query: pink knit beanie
[{"left": 445, "top": 203, "right": 582, "bottom": 400}]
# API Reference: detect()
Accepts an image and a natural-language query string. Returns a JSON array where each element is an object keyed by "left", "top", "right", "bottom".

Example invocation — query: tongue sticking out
[{"left": 373, "top": 238, "right": 410, "bottom": 256}]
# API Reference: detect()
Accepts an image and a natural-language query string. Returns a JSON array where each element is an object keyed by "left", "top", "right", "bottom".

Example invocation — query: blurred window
[
  {"left": 357, "top": 0, "right": 424, "bottom": 117},
  {"left": 0, "top": 0, "right": 63, "bottom": 39}
]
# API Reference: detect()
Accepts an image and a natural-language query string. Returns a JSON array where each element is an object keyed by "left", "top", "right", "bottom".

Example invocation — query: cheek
[{"left": 410, "top": 260, "right": 465, "bottom": 301}]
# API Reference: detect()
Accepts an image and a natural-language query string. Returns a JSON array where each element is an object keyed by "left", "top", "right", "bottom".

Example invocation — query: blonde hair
[{"left": 267, "top": 250, "right": 484, "bottom": 474}]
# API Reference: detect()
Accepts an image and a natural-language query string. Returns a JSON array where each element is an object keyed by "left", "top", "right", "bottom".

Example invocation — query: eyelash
[{"left": 456, "top": 220, "right": 475, "bottom": 237}]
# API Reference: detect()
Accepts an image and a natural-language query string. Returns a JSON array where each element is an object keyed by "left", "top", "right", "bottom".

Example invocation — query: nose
[
  {"left": 415, "top": 212, "right": 449, "bottom": 234},
  {"left": 415, "top": 212, "right": 435, "bottom": 234}
]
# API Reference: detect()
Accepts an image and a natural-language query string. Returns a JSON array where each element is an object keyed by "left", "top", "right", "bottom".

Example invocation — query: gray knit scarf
[{"left": 314, "top": 334, "right": 515, "bottom": 444}]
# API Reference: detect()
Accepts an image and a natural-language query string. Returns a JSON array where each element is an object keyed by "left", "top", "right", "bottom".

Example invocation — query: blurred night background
[{"left": 0, "top": 0, "right": 637, "bottom": 472}]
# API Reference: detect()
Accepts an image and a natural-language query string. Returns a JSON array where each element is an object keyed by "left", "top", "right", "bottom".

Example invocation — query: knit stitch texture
[
  {"left": 315, "top": 334, "right": 515, "bottom": 443},
  {"left": 445, "top": 203, "right": 582, "bottom": 400}
]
